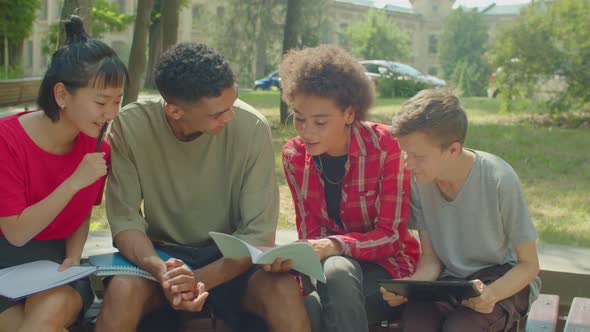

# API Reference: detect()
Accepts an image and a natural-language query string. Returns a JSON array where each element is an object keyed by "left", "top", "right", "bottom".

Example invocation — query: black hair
[
  {"left": 154, "top": 42, "right": 235, "bottom": 104},
  {"left": 37, "top": 15, "right": 128, "bottom": 122}
]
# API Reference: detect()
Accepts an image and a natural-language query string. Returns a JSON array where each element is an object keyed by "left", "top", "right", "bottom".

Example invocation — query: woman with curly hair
[{"left": 278, "top": 45, "right": 420, "bottom": 332}]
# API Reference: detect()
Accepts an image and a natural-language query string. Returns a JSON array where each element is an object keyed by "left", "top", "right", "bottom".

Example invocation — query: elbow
[
  {"left": 0, "top": 225, "right": 32, "bottom": 247},
  {"left": 3, "top": 232, "right": 31, "bottom": 247}
]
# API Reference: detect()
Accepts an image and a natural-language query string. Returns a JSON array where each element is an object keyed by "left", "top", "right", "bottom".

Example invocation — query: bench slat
[
  {"left": 526, "top": 294, "right": 560, "bottom": 332},
  {"left": 564, "top": 297, "right": 590, "bottom": 332}
]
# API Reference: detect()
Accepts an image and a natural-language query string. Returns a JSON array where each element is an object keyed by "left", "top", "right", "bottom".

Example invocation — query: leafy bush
[{"left": 377, "top": 78, "right": 428, "bottom": 98}]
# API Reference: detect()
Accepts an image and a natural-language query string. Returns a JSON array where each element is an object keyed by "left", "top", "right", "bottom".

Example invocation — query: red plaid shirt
[{"left": 282, "top": 122, "right": 420, "bottom": 278}]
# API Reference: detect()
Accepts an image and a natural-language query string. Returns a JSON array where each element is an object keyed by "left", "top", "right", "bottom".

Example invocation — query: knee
[
  {"left": 442, "top": 310, "right": 489, "bottom": 332},
  {"left": 29, "top": 286, "right": 82, "bottom": 327},
  {"left": 102, "top": 275, "right": 157, "bottom": 314},
  {"left": 322, "top": 256, "right": 362, "bottom": 291},
  {"left": 261, "top": 273, "right": 302, "bottom": 300},
  {"left": 104, "top": 275, "right": 154, "bottom": 301}
]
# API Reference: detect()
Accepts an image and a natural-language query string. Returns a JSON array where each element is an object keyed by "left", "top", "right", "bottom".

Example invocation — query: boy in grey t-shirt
[{"left": 382, "top": 89, "right": 540, "bottom": 332}]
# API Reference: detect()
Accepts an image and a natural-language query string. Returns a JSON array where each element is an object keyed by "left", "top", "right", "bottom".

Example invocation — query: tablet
[{"left": 378, "top": 279, "right": 482, "bottom": 304}]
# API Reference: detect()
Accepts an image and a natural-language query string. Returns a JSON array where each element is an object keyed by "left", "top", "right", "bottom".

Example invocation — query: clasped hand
[{"left": 160, "top": 258, "right": 208, "bottom": 312}]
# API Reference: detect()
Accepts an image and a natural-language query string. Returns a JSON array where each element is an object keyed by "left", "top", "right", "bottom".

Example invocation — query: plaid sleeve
[{"left": 282, "top": 142, "right": 324, "bottom": 240}]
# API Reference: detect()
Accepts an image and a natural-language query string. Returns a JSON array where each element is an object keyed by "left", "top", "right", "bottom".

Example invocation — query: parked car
[
  {"left": 359, "top": 60, "right": 446, "bottom": 88},
  {"left": 253, "top": 69, "right": 281, "bottom": 91}
]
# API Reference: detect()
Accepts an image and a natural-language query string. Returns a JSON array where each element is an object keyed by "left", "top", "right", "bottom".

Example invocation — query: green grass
[{"left": 91, "top": 91, "right": 590, "bottom": 247}]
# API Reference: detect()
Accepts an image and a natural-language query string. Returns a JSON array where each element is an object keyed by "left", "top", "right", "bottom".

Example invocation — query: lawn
[{"left": 91, "top": 91, "right": 590, "bottom": 247}]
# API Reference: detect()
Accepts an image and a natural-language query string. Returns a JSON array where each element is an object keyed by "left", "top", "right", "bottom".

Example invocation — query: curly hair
[
  {"left": 154, "top": 42, "right": 235, "bottom": 104},
  {"left": 279, "top": 45, "right": 374, "bottom": 121}
]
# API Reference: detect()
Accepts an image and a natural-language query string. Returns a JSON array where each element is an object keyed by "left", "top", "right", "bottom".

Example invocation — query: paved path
[{"left": 84, "top": 230, "right": 590, "bottom": 275}]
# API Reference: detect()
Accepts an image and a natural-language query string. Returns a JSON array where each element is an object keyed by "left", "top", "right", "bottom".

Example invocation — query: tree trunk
[
  {"left": 255, "top": 0, "right": 270, "bottom": 79},
  {"left": 58, "top": 0, "right": 93, "bottom": 47},
  {"left": 161, "top": 0, "right": 179, "bottom": 53},
  {"left": 143, "top": 17, "right": 162, "bottom": 90},
  {"left": 8, "top": 42, "right": 22, "bottom": 68},
  {"left": 280, "top": 0, "right": 302, "bottom": 124},
  {"left": 122, "top": 0, "right": 154, "bottom": 106}
]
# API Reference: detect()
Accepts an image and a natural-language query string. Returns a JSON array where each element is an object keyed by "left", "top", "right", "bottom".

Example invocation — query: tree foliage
[
  {"left": 488, "top": 0, "right": 590, "bottom": 110},
  {"left": 92, "top": 0, "right": 134, "bottom": 38},
  {"left": 44, "top": 0, "right": 133, "bottom": 56},
  {"left": 0, "top": 0, "right": 39, "bottom": 69},
  {"left": 439, "top": 7, "right": 489, "bottom": 96},
  {"left": 348, "top": 9, "right": 410, "bottom": 61}
]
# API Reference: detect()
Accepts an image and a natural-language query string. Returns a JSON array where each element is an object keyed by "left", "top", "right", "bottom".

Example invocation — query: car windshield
[{"left": 388, "top": 62, "right": 423, "bottom": 78}]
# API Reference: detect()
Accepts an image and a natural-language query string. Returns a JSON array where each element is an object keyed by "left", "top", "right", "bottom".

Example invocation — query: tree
[
  {"left": 160, "top": 0, "right": 179, "bottom": 53},
  {"left": 0, "top": 0, "right": 39, "bottom": 75},
  {"left": 347, "top": 9, "right": 410, "bottom": 61},
  {"left": 439, "top": 7, "right": 489, "bottom": 96},
  {"left": 43, "top": 0, "right": 133, "bottom": 57},
  {"left": 489, "top": 0, "right": 590, "bottom": 110},
  {"left": 280, "top": 0, "right": 303, "bottom": 124},
  {"left": 122, "top": 0, "right": 154, "bottom": 106},
  {"left": 143, "top": 0, "right": 163, "bottom": 90},
  {"left": 58, "top": 0, "right": 93, "bottom": 47}
]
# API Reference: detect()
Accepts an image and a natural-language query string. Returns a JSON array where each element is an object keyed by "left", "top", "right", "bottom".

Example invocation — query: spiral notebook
[{"left": 89, "top": 250, "right": 190, "bottom": 281}]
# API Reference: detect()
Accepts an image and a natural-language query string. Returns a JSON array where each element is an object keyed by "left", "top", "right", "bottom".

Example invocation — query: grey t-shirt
[{"left": 409, "top": 150, "right": 537, "bottom": 278}]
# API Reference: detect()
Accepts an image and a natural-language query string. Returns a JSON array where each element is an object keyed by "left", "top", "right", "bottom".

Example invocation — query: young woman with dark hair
[{"left": 0, "top": 15, "right": 127, "bottom": 331}]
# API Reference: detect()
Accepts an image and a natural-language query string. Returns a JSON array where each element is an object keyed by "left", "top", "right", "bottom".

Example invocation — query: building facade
[{"left": 21, "top": 0, "right": 526, "bottom": 77}]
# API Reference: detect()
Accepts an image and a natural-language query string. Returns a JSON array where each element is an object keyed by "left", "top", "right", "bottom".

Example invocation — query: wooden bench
[
  {"left": 0, "top": 77, "right": 42, "bottom": 107},
  {"left": 526, "top": 294, "right": 561, "bottom": 332},
  {"left": 564, "top": 297, "right": 590, "bottom": 332}
]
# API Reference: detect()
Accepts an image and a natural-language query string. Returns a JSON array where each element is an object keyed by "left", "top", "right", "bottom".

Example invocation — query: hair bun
[{"left": 64, "top": 15, "right": 90, "bottom": 44}]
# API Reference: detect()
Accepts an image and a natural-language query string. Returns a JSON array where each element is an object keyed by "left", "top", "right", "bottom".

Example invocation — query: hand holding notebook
[
  {"left": 209, "top": 232, "right": 326, "bottom": 283},
  {"left": 0, "top": 261, "right": 97, "bottom": 300}
]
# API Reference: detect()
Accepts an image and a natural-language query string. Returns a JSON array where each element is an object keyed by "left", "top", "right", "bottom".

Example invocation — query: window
[
  {"left": 192, "top": 4, "right": 202, "bottom": 18},
  {"left": 40, "top": 0, "right": 48, "bottom": 20},
  {"left": 216, "top": 6, "right": 225, "bottom": 18},
  {"left": 26, "top": 41, "right": 33, "bottom": 67},
  {"left": 118, "top": 0, "right": 126, "bottom": 13},
  {"left": 429, "top": 34, "right": 438, "bottom": 54}
]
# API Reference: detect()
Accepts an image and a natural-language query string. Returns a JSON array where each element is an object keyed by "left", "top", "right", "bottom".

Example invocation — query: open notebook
[
  {"left": 0, "top": 261, "right": 96, "bottom": 300},
  {"left": 209, "top": 232, "right": 326, "bottom": 282}
]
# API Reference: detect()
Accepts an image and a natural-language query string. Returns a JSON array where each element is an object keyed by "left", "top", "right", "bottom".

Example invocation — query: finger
[
  {"left": 165, "top": 258, "right": 185, "bottom": 269},
  {"left": 181, "top": 291, "right": 196, "bottom": 301},
  {"left": 261, "top": 264, "right": 271, "bottom": 272},
  {"left": 58, "top": 260, "right": 72, "bottom": 271},
  {"left": 280, "top": 259, "right": 293, "bottom": 271},
  {"left": 166, "top": 275, "right": 196, "bottom": 289},
  {"left": 173, "top": 294, "right": 180, "bottom": 306},
  {"left": 180, "top": 291, "right": 209, "bottom": 312},
  {"left": 171, "top": 281, "right": 197, "bottom": 293},
  {"left": 162, "top": 266, "right": 192, "bottom": 281},
  {"left": 271, "top": 258, "right": 282, "bottom": 272}
]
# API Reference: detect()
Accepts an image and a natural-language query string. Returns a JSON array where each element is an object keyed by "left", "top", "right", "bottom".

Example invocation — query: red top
[
  {"left": 0, "top": 112, "right": 109, "bottom": 240},
  {"left": 282, "top": 121, "right": 420, "bottom": 278}
]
